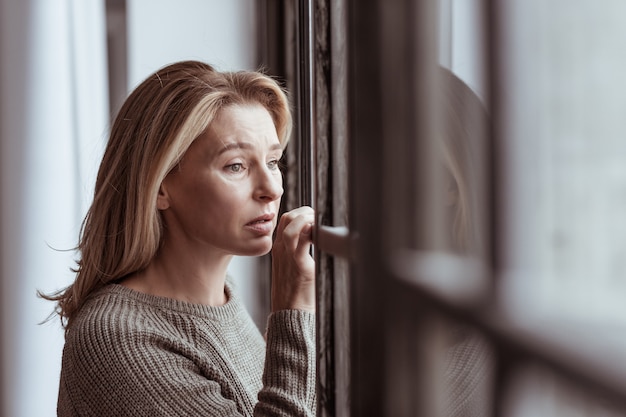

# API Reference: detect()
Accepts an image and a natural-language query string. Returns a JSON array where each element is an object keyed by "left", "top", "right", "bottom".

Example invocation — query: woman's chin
[{"left": 237, "top": 241, "right": 273, "bottom": 257}]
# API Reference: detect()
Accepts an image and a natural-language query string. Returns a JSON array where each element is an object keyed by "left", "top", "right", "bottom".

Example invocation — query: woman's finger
[
  {"left": 278, "top": 213, "right": 314, "bottom": 253},
  {"left": 274, "top": 206, "right": 314, "bottom": 245}
]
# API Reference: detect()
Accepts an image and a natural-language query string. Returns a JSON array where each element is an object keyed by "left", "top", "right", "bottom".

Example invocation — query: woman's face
[{"left": 158, "top": 103, "right": 284, "bottom": 257}]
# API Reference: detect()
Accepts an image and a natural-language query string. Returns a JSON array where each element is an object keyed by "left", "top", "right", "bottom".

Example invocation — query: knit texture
[
  {"left": 443, "top": 327, "right": 494, "bottom": 417},
  {"left": 57, "top": 282, "right": 316, "bottom": 416}
]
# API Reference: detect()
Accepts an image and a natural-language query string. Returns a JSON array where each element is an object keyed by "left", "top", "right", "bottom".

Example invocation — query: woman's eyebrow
[
  {"left": 217, "top": 142, "right": 282, "bottom": 155},
  {"left": 218, "top": 142, "right": 251, "bottom": 155}
]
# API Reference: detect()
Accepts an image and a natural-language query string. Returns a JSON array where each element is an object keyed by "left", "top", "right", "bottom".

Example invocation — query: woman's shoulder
[
  {"left": 66, "top": 282, "right": 255, "bottom": 351},
  {"left": 66, "top": 285, "right": 166, "bottom": 352},
  {"left": 79, "top": 281, "right": 245, "bottom": 320}
]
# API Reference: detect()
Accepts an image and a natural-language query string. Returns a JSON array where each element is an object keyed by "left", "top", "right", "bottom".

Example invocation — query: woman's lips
[{"left": 245, "top": 214, "right": 275, "bottom": 235}]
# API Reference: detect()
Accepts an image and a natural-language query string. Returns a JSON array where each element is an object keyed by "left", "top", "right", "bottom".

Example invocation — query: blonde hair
[{"left": 43, "top": 61, "right": 292, "bottom": 330}]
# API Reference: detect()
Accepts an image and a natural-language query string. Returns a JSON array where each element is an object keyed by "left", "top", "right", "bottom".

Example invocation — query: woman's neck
[{"left": 120, "top": 242, "right": 232, "bottom": 306}]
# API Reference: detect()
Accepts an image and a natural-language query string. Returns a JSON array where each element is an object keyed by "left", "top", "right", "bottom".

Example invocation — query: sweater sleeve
[{"left": 255, "top": 310, "right": 317, "bottom": 417}]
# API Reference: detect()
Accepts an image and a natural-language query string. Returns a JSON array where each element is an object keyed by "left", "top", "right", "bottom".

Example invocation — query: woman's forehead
[{"left": 194, "top": 104, "right": 281, "bottom": 155}]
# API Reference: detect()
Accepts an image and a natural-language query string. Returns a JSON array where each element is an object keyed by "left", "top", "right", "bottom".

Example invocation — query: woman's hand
[{"left": 271, "top": 206, "right": 315, "bottom": 313}]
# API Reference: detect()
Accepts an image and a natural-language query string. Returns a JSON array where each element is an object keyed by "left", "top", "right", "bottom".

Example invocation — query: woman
[{"left": 45, "top": 61, "right": 316, "bottom": 416}]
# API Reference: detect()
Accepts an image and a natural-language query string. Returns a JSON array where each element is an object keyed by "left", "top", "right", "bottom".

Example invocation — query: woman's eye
[
  {"left": 226, "top": 163, "right": 244, "bottom": 173},
  {"left": 267, "top": 159, "right": 279, "bottom": 170}
]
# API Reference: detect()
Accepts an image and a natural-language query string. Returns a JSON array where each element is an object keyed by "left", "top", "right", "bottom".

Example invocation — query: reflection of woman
[
  {"left": 44, "top": 61, "right": 316, "bottom": 416},
  {"left": 439, "top": 68, "right": 489, "bottom": 258},
  {"left": 438, "top": 68, "right": 493, "bottom": 417}
]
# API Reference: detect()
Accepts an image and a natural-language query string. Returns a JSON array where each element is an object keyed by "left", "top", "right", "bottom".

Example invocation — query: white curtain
[{"left": 0, "top": 1, "right": 109, "bottom": 416}]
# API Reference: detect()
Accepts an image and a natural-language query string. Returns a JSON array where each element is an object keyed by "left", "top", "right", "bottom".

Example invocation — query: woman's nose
[{"left": 255, "top": 167, "right": 283, "bottom": 201}]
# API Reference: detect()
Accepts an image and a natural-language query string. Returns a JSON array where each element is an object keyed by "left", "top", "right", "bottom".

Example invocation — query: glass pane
[
  {"left": 498, "top": 2, "right": 626, "bottom": 413},
  {"left": 505, "top": 366, "right": 626, "bottom": 417},
  {"left": 499, "top": 1, "right": 626, "bottom": 327}
]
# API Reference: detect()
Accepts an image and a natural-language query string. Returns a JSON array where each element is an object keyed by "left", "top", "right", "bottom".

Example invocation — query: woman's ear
[{"left": 156, "top": 183, "right": 171, "bottom": 210}]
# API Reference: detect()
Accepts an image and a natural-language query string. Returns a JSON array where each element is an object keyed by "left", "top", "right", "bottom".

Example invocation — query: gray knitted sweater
[{"left": 57, "top": 282, "right": 316, "bottom": 416}]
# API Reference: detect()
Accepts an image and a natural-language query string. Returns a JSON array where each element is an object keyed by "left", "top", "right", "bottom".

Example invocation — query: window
[{"left": 260, "top": 0, "right": 626, "bottom": 416}]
